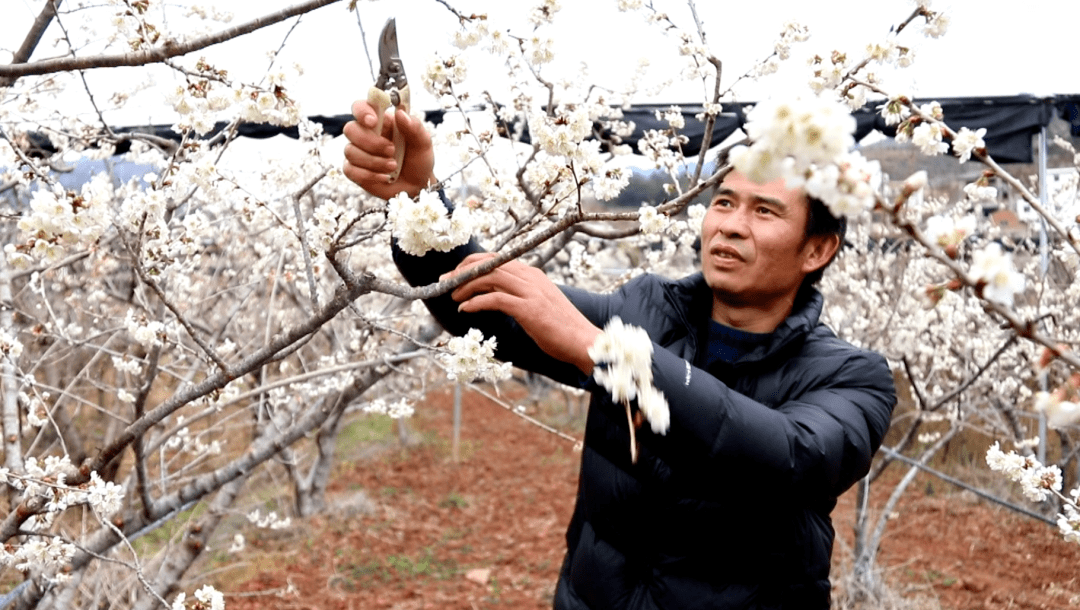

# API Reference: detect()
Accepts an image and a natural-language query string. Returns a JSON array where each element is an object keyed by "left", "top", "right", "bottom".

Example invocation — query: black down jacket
[{"left": 393, "top": 235, "right": 896, "bottom": 610}]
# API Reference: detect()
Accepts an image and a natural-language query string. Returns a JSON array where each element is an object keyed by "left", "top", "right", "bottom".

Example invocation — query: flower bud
[{"left": 902, "top": 171, "right": 928, "bottom": 196}]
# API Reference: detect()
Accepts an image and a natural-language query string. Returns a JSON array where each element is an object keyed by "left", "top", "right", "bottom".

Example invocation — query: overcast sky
[{"left": 3, "top": 0, "right": 1079, "bottom": 123}]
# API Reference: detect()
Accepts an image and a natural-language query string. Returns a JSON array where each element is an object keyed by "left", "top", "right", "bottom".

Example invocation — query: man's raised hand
[{"left": 342, "top": 99, "right": 437, "bottom": 200}]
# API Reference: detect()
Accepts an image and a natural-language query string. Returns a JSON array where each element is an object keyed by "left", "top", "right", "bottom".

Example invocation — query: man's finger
[
  {"left": 457, "top": 290, "right": 522, "bottom": 316},
  {"left": 344, "top": 142, "right": 396, "bottom": 175},
  {"left": 343, "top": 120, "right": 394, "bottom": 157}
]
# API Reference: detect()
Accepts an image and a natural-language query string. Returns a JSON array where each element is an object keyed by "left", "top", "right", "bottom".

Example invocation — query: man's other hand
[
  {"left": 343, "top": 100, "right": 437, "bottom": 200},
  {"left": 447, "top": 253, "right": 602, "bottom": 375}
]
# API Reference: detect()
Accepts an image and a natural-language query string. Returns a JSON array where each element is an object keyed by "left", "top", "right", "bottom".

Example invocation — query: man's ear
[{"left": 801, "top": 233, "right": 841, "bottom": 274}]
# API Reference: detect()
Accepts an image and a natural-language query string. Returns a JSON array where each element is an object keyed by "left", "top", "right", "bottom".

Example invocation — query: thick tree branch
[
  {"left": 0, "top": 0, "right": 63, "bottom": 87},
  {"left": 0, "top": 0, "right": 344, "bottom": 81}
]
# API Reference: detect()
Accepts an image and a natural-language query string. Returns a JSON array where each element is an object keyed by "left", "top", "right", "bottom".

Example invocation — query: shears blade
[{"left": 375, "top": 17, "right": 406, "bottom": 97}]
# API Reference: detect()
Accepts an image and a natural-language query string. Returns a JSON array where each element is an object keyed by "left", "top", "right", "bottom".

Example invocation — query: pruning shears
[{"left": 368, "top": 18, "right": 410, "bottom": 183}]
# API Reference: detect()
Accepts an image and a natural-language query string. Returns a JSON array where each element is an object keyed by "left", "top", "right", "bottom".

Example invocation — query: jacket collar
[{"left": 668, "top": 273, "right": 823, "bottom": 366}]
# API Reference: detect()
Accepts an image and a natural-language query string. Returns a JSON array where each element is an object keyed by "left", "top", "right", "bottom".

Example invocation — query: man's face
[{"left": 700, "top": 171, "right": 826, "bottom": 310}]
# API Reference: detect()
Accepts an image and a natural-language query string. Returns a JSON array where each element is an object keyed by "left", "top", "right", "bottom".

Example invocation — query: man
[{"left": 343, "top": 102, "right": 895, "bottom": 609}]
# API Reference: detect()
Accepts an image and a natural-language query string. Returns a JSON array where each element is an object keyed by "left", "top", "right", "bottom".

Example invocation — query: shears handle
[{"left": 367, "top": 84, "right": 411, "bottom": 183}]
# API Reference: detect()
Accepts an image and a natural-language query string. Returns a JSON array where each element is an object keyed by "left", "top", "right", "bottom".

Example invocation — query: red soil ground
[{"left": 224, "top": 389, "right": 1080, "bottom": 610}]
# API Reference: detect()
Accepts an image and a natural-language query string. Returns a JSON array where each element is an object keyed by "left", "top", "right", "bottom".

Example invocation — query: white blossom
[
  {"left": 638, "top": 205, "right": 671, "bottom": 235},
  {"left": 658, "top": 106, "right": 685, "bottom": 130},
  {"left": 387, "top": 190, "right": 474, "bottom": 256},
  {"left": 439, "top": 328, "right": 512, "bottom": 383},
  {"left": 423, "top": 54, "right": 468, "bottom": 96},
  {"left": 194, "top": 585, "right": 226, "bottom": 610},
  {"left": 924, "top": 214, "right": 977, "bottom": 249},
  {"left": 529, "top": 0, "right": 561, "bottom": 25},
  {"left": 360, "top": 399, "right": 398, "bottom": 424},
  {"left": 729, "top": 96, "right": 879, "bottom": 219},
  {"left": 969, "top": 243, "right": 1024, "bottom": 306},
  {"left": 1034, "top": 391, "right": 1080, "bottom": 429},
  {"left": 125, "top": 310, "right": 166, "bottom": 348},
  {"left": 0, "top": 328, "right": 23, "bottom": 360},
  {"left": 229, "top": 533, "right": 246, "bottom": 553},
  {"left": 589, "top": 317, "right": 669, "bottom": 434},
  {"left": 86, "top": 471, "right": 125, "bottom": 517},
  {"left": 911, "top": 122, "right": 949, "bottom": 156},
  {"left": 952, "top": 126, "right": 986, "bottom": 163},
  {"left": 923, "top": 11, "right": 950, "bottom": 38},
  {"left": 963, "top": 181, "right": 998, "bottom": 202}
]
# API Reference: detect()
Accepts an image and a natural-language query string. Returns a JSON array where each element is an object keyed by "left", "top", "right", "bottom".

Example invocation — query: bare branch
[
  {"left": 0, "top": 0, "right": 64, "bottom": 87},
  {"left": 0, "top": 0, "right": 344, "bottom": 81}
]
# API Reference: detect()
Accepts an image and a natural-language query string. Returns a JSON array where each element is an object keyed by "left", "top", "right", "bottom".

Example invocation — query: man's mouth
[{"left": 710, "top": 245, "right": 744, "bottom": 261}]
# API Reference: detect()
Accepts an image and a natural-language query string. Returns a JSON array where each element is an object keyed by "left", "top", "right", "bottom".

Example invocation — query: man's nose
[{"left": 717, "top": 207, "right": 750, "bottom": 238}]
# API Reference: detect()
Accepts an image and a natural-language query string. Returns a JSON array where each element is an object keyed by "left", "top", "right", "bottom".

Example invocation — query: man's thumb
[{"left": 397, "top": 111, "right": 428, "bottom": 147}]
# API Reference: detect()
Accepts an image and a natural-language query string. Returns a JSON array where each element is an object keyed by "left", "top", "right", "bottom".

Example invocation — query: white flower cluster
[
  {"left": 164, "top": 422, "right": 223, "bottom": 456},
  {"left": 656, "top": 106, "right": 685, "bottom": 130},
  {"left": 3, "top": 456, "right": 123, "bottom": 519},
  {"left": 807, "top": 51, "right": 851, "bottom": 95},
  {"left": 910, "top": 122, "right": 948, "bottom": 156},
  {"left": 924, "top": 214, "right": 976, "bottom": 250},
  {"left": 801, "top": 152, "right": 883, "bottom": 218},
  {"left": 362, "top": 397, "right": 415, "bottom": 419},
  {"left": 730, "top": 96, "right": 881, "bottom": 218},
  {"left": 1034, "top": 391, "right": 1080, "bottom": 429},
  {"left": 968, "top": 243, "right": 1025, "bottom": 306},
  {"left": 638, "top": 129, "right": 687, "bottom": 173},
  {"left": 520, "top": 104, "right": 634, "bottom": 203},
  {"left": 986, "top": 442, "right": 1063, "bottom": 503},
  {"left": 638, "top": 205, "right": 671, "bottom": 235},
  {"left": 527, "top": 35, "right": 557, "bottom": 65},
  {"left": 125, "top": 310, "right": 166, "bottom": 349},
  {"left": 166, "top": 69, "right": 302, "bottom": 135},
  {"left": 112, "top": 354, "right": 145, "bottom": 376},
  {"left": 451, "top": 16, "right": 512, "bottom": 55},
  {"left": 592, "top": 166, "right": 632, "bottom": 202},
  {"left": 423, "top": 54, "right": 468, "bottom": 100},
  {"left": 0, "top": 327, "right": 24, "bottom": 361},
  {"left": 588, "top": 317, "right": 669, "bottom": 434},
  {"left": 440, "top": 328, "right": 512, "bottom": 383},
  {"left": 8, "top": 175, "right": 113, "bottom": 266},
  {"left": 247, "top": 508, "right": 292, "bottom": 530},
  {"left": 86, "top": 471, "right": 126, "bottom": 517},
  {"left": 922, "top": 10, "right": 950, "bottom": 38},
  {"left": 0, "top": 536, "right": 76, "bottom": 583},
  {"left": 963, "top": 180, "right": 998, "bottom": 203},
  {"left": 387, "top": 190, "right": 474, "bottom": 257},
  {"left": 775, "top": 21, "right": 811, "bottom": 60},
  {"left": 0, "top": 458, "right": 125, "bottom": 581},
  {"left": 529, "top": 105, "right": 592, "bottom": 158},
  {"left": 171, "top": 585, "right": 226, "bottom": 610},
  {"left": 529, "top": 0, "right": 561, "bottom": 26},
  {"left": 894, "top": 101, "right": 951, "bottom": 157}
]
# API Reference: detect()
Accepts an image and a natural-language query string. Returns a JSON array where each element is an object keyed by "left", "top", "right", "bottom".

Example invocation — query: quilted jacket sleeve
[{"left": 645, "top": 343, "right": 895, "bottom": 498}]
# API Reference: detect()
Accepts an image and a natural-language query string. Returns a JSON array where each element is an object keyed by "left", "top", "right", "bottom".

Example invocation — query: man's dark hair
[{"left": 802, "top": 195, "right": 846, "bottom": 288}]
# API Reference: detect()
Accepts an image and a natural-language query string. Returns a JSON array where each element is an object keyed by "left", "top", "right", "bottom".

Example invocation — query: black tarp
[{"left": 74, "top": 94, "right": 1080, "bottom": 164}]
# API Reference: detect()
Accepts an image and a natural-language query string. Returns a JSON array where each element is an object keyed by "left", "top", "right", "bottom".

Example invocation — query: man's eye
[
  {"left": 712, "top": 198, "right": 732, "bottom": 207},
  {"left": 757, "top": 206, "right": 774, "bottom": 215}
]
